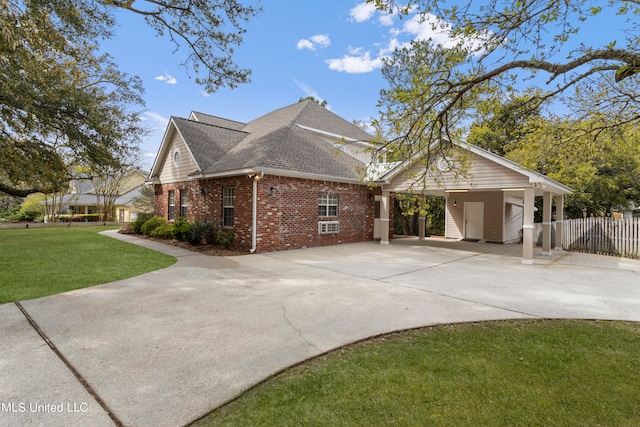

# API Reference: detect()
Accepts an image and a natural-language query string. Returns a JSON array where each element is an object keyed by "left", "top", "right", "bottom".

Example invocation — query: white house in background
[{"left": 45, "top": 169, "right": 149, "bottom": 222}]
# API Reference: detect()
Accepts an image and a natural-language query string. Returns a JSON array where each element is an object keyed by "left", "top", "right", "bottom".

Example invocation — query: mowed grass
[
  {"left": 0, "top": 226, "right": 176, "bottom": 303},
  {"left": 195, "top": 319, "right": 640, "bottom": 427}
]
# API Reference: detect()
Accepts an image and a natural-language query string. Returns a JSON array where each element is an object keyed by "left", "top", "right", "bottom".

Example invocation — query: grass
[
  {"left": 194, "top": 319, "right": 640, "bottom": 427},
  {"left": 0, "top": 226, "right": 176, "bottom": 304}
]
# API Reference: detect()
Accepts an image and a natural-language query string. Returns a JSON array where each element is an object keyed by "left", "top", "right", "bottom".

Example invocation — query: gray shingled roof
[
  {"left": 190, "top": 112, "right": 246, "bottom": 131},
  {"left": 172, "top": 117, "right": 248, "bottom": 172},
  {"left": 172, "top": 100, "right": 372, "bottom": 180}
]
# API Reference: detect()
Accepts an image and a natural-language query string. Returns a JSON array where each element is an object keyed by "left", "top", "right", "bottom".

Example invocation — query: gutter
[{"left": 249, "top": 174, "right": 258, "bottom": 253}]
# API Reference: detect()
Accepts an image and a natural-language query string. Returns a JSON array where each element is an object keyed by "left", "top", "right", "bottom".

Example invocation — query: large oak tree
[{"left": 0, "top": 0, "right": 259, "bottom": 197}]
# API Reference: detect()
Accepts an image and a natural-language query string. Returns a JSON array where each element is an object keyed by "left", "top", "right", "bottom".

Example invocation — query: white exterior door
[
  {"left": 373, "top": 195, "right": 382, "bottom": 239},
  {"left": 464, "top": 202, "right": 484, "bottom": 240}
]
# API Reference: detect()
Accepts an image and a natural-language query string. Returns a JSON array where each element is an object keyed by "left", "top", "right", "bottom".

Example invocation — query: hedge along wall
[{"left": 154, "top": 175, "right": 377, "bottom": 252}]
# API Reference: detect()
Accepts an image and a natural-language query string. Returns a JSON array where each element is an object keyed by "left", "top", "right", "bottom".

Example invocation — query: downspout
[{"left": 249, "top": 177, "right": 257, "bottom": 253}]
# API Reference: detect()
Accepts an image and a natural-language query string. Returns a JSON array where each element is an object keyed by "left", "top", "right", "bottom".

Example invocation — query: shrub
[
  {"left": 216, "top": 229, "right": 234, "bottom": 249},
  {"left": 140, "top": 216, "right": 167, "bottom": 236},
  {"left": 131, "top": 212, "right": 155, "bottom": 234},
  {"left": 150, "top": 223, "right": 173, "bottom": 239},
  {"left": 171, "top": 217, "right": 190, "bottom": 241},
  {"left": 185, "top": 221, "right": 214, "bottom": 245},
  {"left": 202, "top": 222, "right": 216, "bottom": 244},
  {"left": 9, "top": 210, "right": 41, "bottom": 222}
]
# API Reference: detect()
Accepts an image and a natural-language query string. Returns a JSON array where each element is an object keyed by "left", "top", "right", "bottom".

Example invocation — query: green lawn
[
  {"left": 0, "top": 226, "right": 176, "bottom": 304},
  {"left": 194, "top": 319, "right": 640, "bottom": 427}
]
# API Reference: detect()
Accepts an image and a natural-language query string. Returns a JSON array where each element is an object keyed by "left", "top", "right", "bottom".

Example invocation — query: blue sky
[
  {"left": 101, "top": 1, "right": 623, "bottom": 170},
  {"left": 102, "top": 1, "right": 471, "bottom": 169}
]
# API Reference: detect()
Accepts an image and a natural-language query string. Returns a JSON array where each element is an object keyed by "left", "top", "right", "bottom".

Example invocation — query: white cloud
[
  {"left": 297, "top": 33, "right": 331, "bottom": 51},
  {"left": 296, "top": 39, "right": 315, "bottom": 50},
  {"left": 401, "top": 13, "right": 489, "bottom": 52},
  {"left": 379, "top": 38, "right": 411, "bottom": 56},
  {"left": 155, "top": 73, "right": 178, "bottom": 85},
  {"left": 350, "top": 3, "right": 376, "bottom": 23},
  {"left": 325, "top": 51, "right": 383, "bottom": 74},
  {"left": 402, "top": 13, "right": 456, "bottom": 47},
  {"left": 326, "top": 5, "right": 484, "bottom": 75},
  {"left": 351, "top": 2, "right": 397, "bottom": 26},
  {"left": 293, "top": 79, "right": 329, "bottom": 107},
  {"left": 310, "top": 34, "right": 330, "bottom": 48},
  {"left": 379, "top": 14, "right": 394, "bottom": 26},
  {"left": 140, "top": 111, "right": 170, "bottom": 130}
]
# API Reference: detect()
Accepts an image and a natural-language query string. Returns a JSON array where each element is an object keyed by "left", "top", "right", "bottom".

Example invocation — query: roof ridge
[
  {"left": 288, "top": 99, "right": 313, "bottom": 125},
  {"left": 190, "top": 111, "right": 247, "bottom": 126},
  {"left": 174, "top": 116, "right": 249, "bottom": 135}
]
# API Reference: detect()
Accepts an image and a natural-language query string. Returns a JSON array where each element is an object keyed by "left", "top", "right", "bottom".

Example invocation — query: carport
[{"left": 373, "top": 142, "right": 573, "bottom": 265}]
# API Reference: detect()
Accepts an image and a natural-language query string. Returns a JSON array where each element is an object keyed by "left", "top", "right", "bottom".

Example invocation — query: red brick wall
[{"left": 154, "top": 175, "right": 376, "bottom": 252}]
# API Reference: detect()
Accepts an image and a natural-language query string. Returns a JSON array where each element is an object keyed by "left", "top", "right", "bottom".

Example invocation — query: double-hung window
[
  {"left": 318, "top": 194, "right": 338, "bottom": 217},
  {"left": 180, "top": 189, "right": 188, "bottom": 218},
  {"left": 223, "top": 187, "right": 234, "bottom": 227},
  {"left": 168, "top": 190, "right": 175, "bottom": 221}
]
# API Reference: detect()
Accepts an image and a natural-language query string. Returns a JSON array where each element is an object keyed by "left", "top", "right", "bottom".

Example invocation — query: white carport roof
[{"left": 371, "top": 140, "right": 573, "bottom": 196}]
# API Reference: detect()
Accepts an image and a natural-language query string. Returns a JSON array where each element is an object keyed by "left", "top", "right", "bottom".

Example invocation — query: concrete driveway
[{"left": 2, "top": 231, "right": 639, "bottom": 427}]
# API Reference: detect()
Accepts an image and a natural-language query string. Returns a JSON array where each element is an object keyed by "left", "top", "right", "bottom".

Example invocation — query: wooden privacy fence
[{"left": 563, "top": 217, "right": 640, "bottom": 259}]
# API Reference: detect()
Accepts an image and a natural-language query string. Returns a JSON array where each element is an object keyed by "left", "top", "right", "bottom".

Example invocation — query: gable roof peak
[{"left": 189, "top": 111, "right": 247, "bottom": 130}]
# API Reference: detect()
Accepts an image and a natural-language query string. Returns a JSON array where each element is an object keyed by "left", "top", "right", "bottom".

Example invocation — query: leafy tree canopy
[
  {"left": 505, "top": 119, "right": 640, "bottom": 217},
  {"left": 299, "top": 96, "right": 328, "bottom": 107},
  {"left": 368, "top": 0, "right": 640, "bottom": 168},
  {"left": 0, "top": 0, "right": 259, "bottom": 197}
]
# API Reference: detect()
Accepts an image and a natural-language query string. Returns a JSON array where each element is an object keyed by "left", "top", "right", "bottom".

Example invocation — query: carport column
[
  {"left": 555, "top": 194, "right": 564, "bottom": 250},
  {"left": 542, "top": 191, "right": 552, "bottom": 256},
  {"left": 418, "top": 195, "right": 426, "bottom": 241},
  {"left": 380, "top": 190, "right": 390, "bottom": 245},
  {"left": 522, "top": 187, "right": 535, "bottom": 265}
]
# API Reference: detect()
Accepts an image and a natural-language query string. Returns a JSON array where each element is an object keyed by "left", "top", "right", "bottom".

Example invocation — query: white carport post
[
  {"left": 522, "top": 187, "right": 535, "bottom": 265},
  {"left": 555, "top": 194, "right": 564, "bottom": 250},
  {"left": 542, "top": 191, "right": 553, "bottom": 256},
  {"left": 418, "top": 195, "right": 426, "bottom": 241},
  {"left": 380, "top": 190, "right": 391, "bottom": 245}
]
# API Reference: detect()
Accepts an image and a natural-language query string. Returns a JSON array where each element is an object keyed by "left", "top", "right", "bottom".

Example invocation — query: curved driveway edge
[{"left": 2, "top": 231, "right": 639, "bottom": 426}]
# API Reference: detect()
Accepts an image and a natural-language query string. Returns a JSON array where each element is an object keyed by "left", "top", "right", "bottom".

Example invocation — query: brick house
[
  {"left": 148, "top": 100, "right": 383, "bottom": 252},
  {"left": 148, "top": 99, "right": 572, "bottom": 263}
]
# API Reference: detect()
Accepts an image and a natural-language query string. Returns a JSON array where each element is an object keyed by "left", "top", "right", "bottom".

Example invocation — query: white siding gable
[
  {"left": 387, "top": 151, "right": 531, "bottom": 192},
  {"left": 158, "top": 130, "right": 199, "bottom": 183}
]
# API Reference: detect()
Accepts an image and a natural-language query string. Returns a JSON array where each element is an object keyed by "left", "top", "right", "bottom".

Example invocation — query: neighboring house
[
  {"left": 45, "top": 169, "right": 149, "bottom": 222},
  {"left": 618, "top": 201, "right": 639, "bottom": 219},
  {"left": 149, "top": 100, "right": 572, "bottom": 264}
]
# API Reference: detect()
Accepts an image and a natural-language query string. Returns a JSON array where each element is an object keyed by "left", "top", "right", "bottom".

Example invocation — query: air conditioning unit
[{"left": 318, "top": 221, "right": 339, "bottom": 234}]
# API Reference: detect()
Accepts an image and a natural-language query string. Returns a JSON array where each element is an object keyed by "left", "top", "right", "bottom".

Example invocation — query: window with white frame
[
  {"left": 318, "top": 193, "right": 338, "bottom": 217},
  {"left": 168, "top": 190, "right": 175, "bottom": 220},
  {"left": 318, "top": 221, "right": 340, "bottom": 234},
  {"left": 180, "top": 189, "right": 188, "bottom": 218},
  {"left": 223, "top": 187, "right": 234, "bottom": 227}
]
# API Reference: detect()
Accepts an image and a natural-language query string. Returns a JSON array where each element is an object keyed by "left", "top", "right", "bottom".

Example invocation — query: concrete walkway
[{"left": 2, "top": 231, "right": 639, "bottom": 426}]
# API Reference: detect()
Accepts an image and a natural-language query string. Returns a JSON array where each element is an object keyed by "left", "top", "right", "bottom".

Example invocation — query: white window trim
[
  {"left": 223, "top": 187, "right": 234, "bottom": 228},
  {"left": 180, "top": 189, "right": 188, "bottom": 218},
  {"left": 173, "top": 148, "right": 181, "bottom": 167},
  {"left": 168, "top": 190, "right": 176, "bottom": 220},
  {"left": 318, "top": 221, "right": 340, "bottom": 234},
  {"left": 318, "top": 193, "right": 338, "bottom": 217}
]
